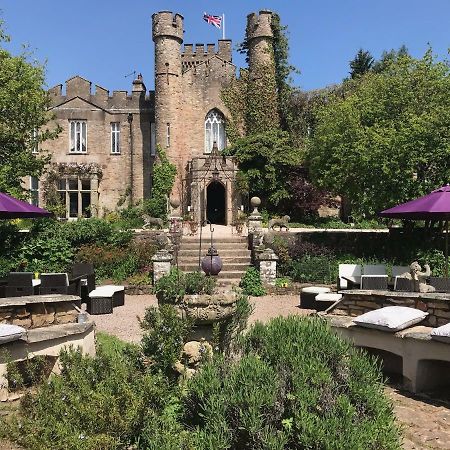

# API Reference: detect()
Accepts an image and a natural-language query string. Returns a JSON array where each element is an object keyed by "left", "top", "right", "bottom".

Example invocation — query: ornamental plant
[{"left": 239, "top": 266, "right": 266, "bottom": 296}]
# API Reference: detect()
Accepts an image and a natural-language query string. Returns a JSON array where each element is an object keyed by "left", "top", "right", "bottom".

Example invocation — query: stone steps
[{"left": 177, "top": 233, "right": 251, "bottom": 285}]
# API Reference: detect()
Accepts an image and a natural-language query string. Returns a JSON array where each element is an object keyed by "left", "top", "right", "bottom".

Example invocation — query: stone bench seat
[
  {"left": 0, "top": 321, "right": 96, "bottom": 399},
  {"left": 326, "top": 314, "right": 450, "bottom": 393},
  {"left": 88, "top": 285, "right": 125, "bottom": 314}
]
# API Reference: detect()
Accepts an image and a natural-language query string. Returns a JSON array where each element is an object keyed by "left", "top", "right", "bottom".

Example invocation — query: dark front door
[{"left": 206, "top": 181, "right": 226, "bottom": 224}]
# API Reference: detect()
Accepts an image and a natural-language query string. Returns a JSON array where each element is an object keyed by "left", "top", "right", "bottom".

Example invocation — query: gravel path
[{"left": 93, "top": 294, "right": 309, "bottom": 343}]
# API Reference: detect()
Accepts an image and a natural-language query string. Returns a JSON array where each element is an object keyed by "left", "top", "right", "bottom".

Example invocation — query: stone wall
[
  {"left": 331, "top": 290, "right": 450, "bottom": 328},
  {"left": 0, "top": 297, "right": 80, "bottom": 329}
]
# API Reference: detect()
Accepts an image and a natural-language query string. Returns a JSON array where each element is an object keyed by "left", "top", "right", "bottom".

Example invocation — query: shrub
[
  {"left": 2, "top": 333, "right": 178, "bottom": 450},
  {"left": 239, "top": 267, "right": 266, "bottom": 296},
  {"left": 6, "top": 356, "right": 50, "bottom": 391},
  {"left": 184, "top": 316, "right": 401, "bottom": 449},
  {"left": 140, "top": 305, "right": 193, "bottom": 375},
  {"left": 288, "top": 255, "right": 333, "bottom": 284},
  {"left": 126, "top": 271, "right": 152, "bottom": 286},
  {"left": 153, "top": 268, "right": 186, "bottom": 304},
  {"left": 185, "top": 271, "right": 216, "bottom": 295}
]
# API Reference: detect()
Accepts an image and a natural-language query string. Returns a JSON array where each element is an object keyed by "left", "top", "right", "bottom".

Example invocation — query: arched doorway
[{"left": 206, "top": 181, "right": 226, "bottom": 224}]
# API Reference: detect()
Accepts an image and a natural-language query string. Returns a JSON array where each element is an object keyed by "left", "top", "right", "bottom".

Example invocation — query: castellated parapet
[
  {"left": 48, "top": 75, "right": 154, "bottom": 111},
  {"left": 181, "top": 40, "right": 232, "bottom": 71},
  {"left": 246, "top": 10, "right": 274, "bottom": 69}
]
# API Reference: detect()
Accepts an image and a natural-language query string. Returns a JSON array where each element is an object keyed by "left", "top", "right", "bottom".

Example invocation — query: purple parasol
[
  {"left": 0, "top": 192, "right": 52, "bottom": 219},
  {"left": 379, "top": 185, "right": 450, "bottom": 276},
  {"left": 379, "top": 185, "right": 450, "bottom": 220}
]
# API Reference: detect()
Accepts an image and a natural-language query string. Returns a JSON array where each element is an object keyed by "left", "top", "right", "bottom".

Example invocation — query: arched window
[{"left": 204, "top": 110, "right": 226, "bottom": 154}]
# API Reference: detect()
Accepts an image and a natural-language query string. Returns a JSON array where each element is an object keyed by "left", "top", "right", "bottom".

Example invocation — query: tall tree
[
  {"left": 308, "top": 49, "right": 450, "bottom": 218},
  {"left": 372, "top": 45, "right": 410, "bottom": 73},
  {"left": 349, "top": 48, "right": 374, "bottom": 78},
  {"left": 0, "top": 20, "right": 59, "bottom": 197}
]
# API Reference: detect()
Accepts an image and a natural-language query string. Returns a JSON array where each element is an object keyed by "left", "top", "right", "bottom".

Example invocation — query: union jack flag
[{"left": 203, "top": 12, "right": 222, "bottom": 29}]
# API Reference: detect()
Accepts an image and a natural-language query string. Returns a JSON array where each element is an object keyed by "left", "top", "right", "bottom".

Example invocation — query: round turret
[
  {"left": 152, "top": 11, "right": 183, "bottom": 43},
  {"left": 246, "top": 10, "right": 274, "bottom": 69}
]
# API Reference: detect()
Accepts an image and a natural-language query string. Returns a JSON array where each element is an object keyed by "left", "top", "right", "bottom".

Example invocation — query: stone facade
[{"left": 27, "top": 10, "right": 275, "bottom": 223}]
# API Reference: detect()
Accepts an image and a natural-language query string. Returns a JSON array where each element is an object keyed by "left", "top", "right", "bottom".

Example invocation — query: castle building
[{"left": 30, "top": 10, "right": 275, "bottom": 225}]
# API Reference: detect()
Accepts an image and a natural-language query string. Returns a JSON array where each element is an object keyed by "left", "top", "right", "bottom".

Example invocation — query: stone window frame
[
  {"left": 166, "top": 122, "right": 170, "bottom": 147},
  {"left": 57, "top": 175, "right": 98, "bottom": 219},
  {"left": 29, "top": 176, "right": 39, "bottom": 207},
  {"left": 110, "top": 122, "right": 121, "bottom": 154},
  {"left": 204, "top": 109, "right": 226, "bottom": 154},
  {"left": 69, "top": 120, "right": 87, "bottom": 153},
  {"left": 150, "top": 122, "right": 156, "bottom": 156},
  {"left": 32, "top": 129, "right": 39, "bottom": 154}
]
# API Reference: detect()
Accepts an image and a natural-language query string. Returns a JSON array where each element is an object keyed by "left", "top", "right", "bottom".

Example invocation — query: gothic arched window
[{"left": 204, "top": 109, "right": 226, "bottom": 154}]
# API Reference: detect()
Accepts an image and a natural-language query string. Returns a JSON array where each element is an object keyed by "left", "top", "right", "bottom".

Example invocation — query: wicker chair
[
  {"left": 5, "top": 272, "right": 34, "bottom": 297},
  {"left": 428, "top": 277, "right": 450, "bottom": 293},
  {"left": 394, "top": 277, "right": 414, "bottom": 292},
  {"left": 71, "top": 262, "right": 96, "bottom": 301},
  {"left": 360, "top": 275, "right": 388, "bottom": 290},
  {"left": 39, "top": 273, "right": 69, "bottom": 295}
]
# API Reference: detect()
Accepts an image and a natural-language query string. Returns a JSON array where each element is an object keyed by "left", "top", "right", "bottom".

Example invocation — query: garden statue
[
  {"left": 268, "top": 215, "right": 290, "bottom": 231},
  {"left": 399, "top": 261, "right": 435, "bottom": 293},
  {"left": 142, "top": 215, "right": 164, "bottom": 229}
]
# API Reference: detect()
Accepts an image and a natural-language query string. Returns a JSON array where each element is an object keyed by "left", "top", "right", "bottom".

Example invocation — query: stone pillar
[
  {"left": 258, "top": 248, "right": 278, "bottom": 285},
  {"left": 248, "top": 196, "right": 262, "bottom": 233},
  {"left": 152, "top": 249, "right": 173, "bottom": 284}
]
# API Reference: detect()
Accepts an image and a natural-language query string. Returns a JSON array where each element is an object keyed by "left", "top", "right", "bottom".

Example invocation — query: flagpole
[{"left": 222, "top": 13, "right": 225, "bottom": 39}]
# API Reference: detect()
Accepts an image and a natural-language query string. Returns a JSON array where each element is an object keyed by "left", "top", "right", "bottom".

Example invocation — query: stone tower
[
  {"left": 152, "top": 11, "right": 184, "bottom": 200},
  {"left": 246, "top": 10, "right": 275, "bottom": 74}
]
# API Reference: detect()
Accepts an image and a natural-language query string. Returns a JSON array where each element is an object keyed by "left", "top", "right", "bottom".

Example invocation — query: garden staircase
[{"left": 177, "top": 234, "right": 251, "bottom": 286}]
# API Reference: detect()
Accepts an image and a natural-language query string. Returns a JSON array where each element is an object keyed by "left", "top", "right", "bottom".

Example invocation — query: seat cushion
[
  {"left": 315, "top": 293, "right": 342, "bottom": 302},
  {"left": 430, "top": 323, "right": 450, "bottom": 343},
  {"left": 89, "top": 285, "right": 125, "bottom": 298},
  {"left": 301, "top": 287, "right": 331, "bottom": 294},
  {"left": 0, "top": 324, "right": 26, "bottom": 344},
  {"left": 353, "top": 306, "right": 428, "bottom": 332}
]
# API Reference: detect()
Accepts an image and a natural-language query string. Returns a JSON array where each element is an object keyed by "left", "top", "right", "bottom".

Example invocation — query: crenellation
[
  {"left": 246, "top": 10, "right": 274, "bottom": 40},
  {"left": 195, "top": 43, "right": 205, "bottom": 55},
  {"left": 66, "top": 75, "right": 91, "bottom": 99},
  {"left": 183, "top": 44, "right": 193, "bottom": 55},
  {"left": 207, "top": 43, "right": 215, "bottom": 55},
  {"left": 218, "top": 40, "right": 232, "bottom": 61},
  {"left": 48, "top": 84, "right": 63, "bottom": 97}
]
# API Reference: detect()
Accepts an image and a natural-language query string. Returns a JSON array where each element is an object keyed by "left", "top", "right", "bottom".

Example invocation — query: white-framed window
[
  {"left": 69, "top": 120, "right": 87, "bottom": 153},
  {"left": 166, "top": 123, "right": 170, "bottom": 147},
  {"left": 57, "top": 176, "right": 95, "bottom": 219},
  {"left": 32, "top": 129, "right": 39, "bottom": 154},
  {"left": 30, "top": 176, "right": 39, "bottom": 206},
  {"left": 111, "top": 122, "right": 120, "bottom": 154},
  {"left": 205, "top": 109, "right": 226, "bottom": 154},
  {"left": 150, "top": 122, "right": 156, "bottom": 156}
]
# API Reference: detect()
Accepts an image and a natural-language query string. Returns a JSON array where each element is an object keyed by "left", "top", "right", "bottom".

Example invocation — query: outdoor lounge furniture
[
  {"left": 392, "top": 266, "right": 409, "bottom": 278},
  {"left": 394, "top": 277, "right": 414, "bottom": 292},
  {"left": 363, "top": 264, "right": 387, "bottom": 276},
  {"left": 39, "top": 273, "right": 70, "bottom": 295},
  {"left": 360, "top": 275, "right": 389, "bottom": 290},
  {"left": 428, "top": 277, "right": 450, "bottom": 293},
  {"left": 71, "top": 263, "right": 96, "bottom": 301},
  {"left": 315, "top": 293, "right": 342, "bottom": 311},
  {"left": 87, "top": 285, "right": 125, "bottom": 315},
  {"left": 300, "top": 286, "right": 331, "bottom": 309},
  {"left": 5, "top": 272, "right": 34, "bottom": 297},
  {"left": 338, "top": 264, "right": 362, "bottom": 290},
  {"left": 328, "top": 313, "right": 450, "bottom": 393}
]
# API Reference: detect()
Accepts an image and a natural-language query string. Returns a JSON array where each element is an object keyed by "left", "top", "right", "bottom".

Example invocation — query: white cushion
[
  {"left": 301, "top": 287, "right": 331, "bottom": 294},
  {"left": 430, "top": 323, "right": 450, "bottom": 343},
  {"left": 315, "top": 293, "right": 342, "bottom": 302},
  {"left": 0, "top": 324, "right": 26, "bottom": 344},
  {"left": 339, "top": 264, "right": 362, "bottom": 278},
  {"left": 363, "top": 264, "right": 387, "bottom": 276},
  {"left": 353, "top": 306, "right": 428, "bottom": 332},
  {"left": 89, "top": 285, "right": 124, "bottom": 298}
]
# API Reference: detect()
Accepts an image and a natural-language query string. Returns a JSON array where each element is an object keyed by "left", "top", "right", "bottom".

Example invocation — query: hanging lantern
[{"left": 201, "top": 246, "right": 223, "bottom": 276}]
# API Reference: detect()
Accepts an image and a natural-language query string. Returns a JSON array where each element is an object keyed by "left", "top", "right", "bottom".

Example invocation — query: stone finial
[
  {"left": 250, "top": 196, "right": 261, "bottom": 215},
  {"left": 248, "top": 196, "right": 262, "bottom": 233}
]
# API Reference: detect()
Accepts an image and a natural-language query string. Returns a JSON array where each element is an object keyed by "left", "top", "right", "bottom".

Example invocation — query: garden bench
[
  {"left": 327, "top": 314, "right": 450, "bottom": 394},
  {"left": 88, "top": 285, "right": 125, "bottom": 315}
]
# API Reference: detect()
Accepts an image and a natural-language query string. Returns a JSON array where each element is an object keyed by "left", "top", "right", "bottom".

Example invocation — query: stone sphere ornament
[
  {"left": 170, "top": 198, "right": 181, "bottom": 209},
  {"left": 250, "top": 196, "right": 261, "bottom": 214},
  {"left": 201, "top": 246, "right": 223, "bottom": 276}
]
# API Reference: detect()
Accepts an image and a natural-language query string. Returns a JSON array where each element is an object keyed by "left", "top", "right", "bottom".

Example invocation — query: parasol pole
[{"left": 446, "top": 219, "right": 449, "bottom": 278}]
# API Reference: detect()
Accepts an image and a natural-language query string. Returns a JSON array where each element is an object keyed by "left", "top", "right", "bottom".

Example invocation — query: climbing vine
[{"left": 144, "top": 146, "right": 176, "bottom": 220}]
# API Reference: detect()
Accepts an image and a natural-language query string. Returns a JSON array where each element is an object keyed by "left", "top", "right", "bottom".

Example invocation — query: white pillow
[
  {"left": 353, "top": 306, "right": 428, "bottom": 332},
  {"left": 0, "top": 324, "right": 26, "bottom": 344},
  {"left": 430, "top": 323, "right": 450, "bottom": 343}
]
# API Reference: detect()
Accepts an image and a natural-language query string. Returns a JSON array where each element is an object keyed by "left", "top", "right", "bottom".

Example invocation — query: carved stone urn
[{"left": 176, "top": 293, "right": 237, "bottom": 342}]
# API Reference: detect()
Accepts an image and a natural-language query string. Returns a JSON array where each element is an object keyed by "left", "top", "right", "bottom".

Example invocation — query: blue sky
[{"left": 1, "top": 0, "right": 449, "bottom": 92}]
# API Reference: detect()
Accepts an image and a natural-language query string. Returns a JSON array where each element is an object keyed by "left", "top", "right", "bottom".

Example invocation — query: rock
[
  {"left": 182, "top": 340, "right": 212, "bottom": 366},
  {"left": 11, "top": 317, "right": 32, "bottom": 328},
  {"left": 30, "top": 304, "right": 55, "bottom": 328},
  {"left": 54, "top": 303, "right": 77, "bottom": 324}
]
